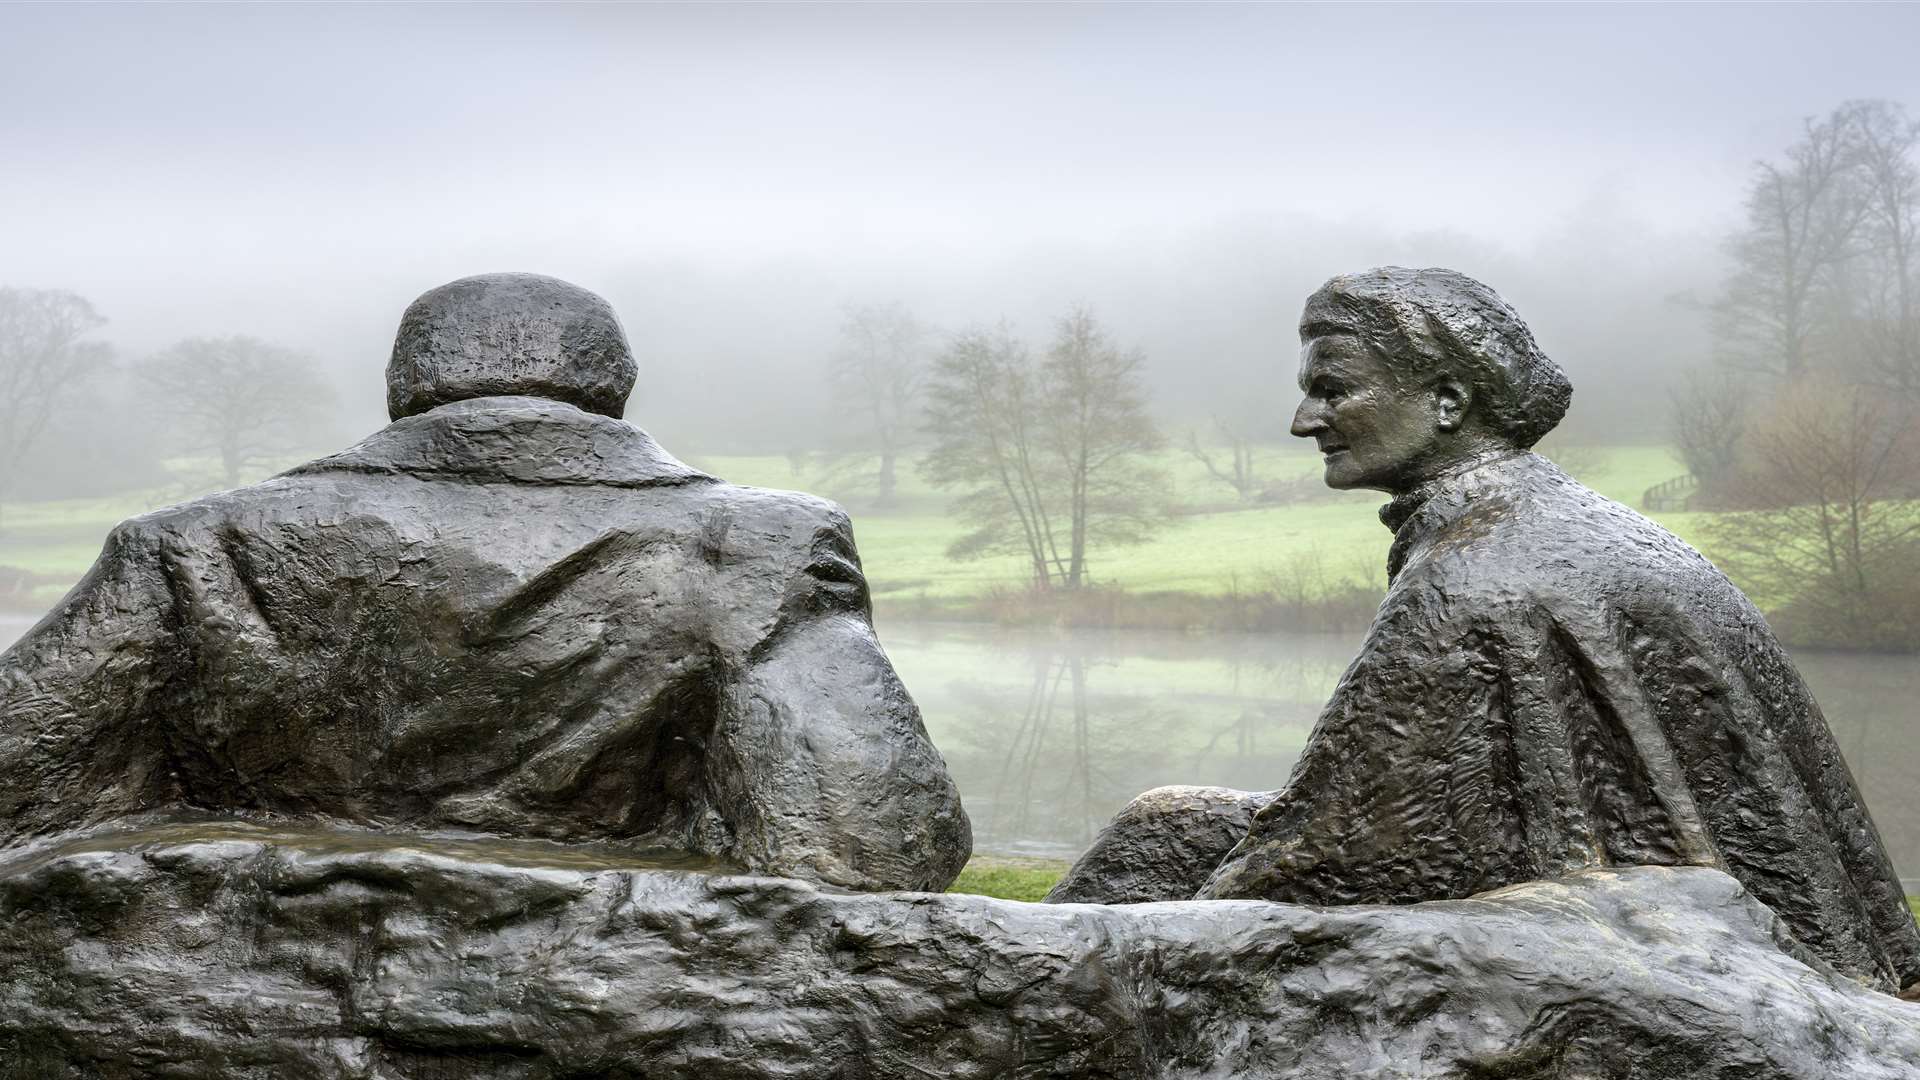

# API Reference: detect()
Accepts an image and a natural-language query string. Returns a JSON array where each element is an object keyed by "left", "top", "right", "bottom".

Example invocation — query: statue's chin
[{"left": 1321, "top": 455, "right": 1365, "bottom": 491}]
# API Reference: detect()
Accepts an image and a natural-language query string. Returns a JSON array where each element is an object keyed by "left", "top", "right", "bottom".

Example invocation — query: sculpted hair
[{"left": 1299, "top": 267, "right": 1573, "bottom": 449}]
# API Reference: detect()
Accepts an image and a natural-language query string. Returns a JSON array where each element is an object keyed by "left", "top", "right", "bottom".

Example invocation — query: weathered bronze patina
[
  {"left": 0, "top": 273, "right": 971, "bottom": 892},
  {"left": 3, "top": 271, "right": 1918, "bottom": 1074},
  {"left": 1059, "top": 267, "right": 1920, "bottom": 996}
]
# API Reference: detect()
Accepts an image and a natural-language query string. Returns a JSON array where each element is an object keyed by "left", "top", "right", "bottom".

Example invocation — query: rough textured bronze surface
[
  {"left": 1, "top": 833, "right": 1916, "bottom": 1079},
  {"left": 0, "top": 275, "right": 970, "bottom": 893},
  {"left": 1061, "top": 267, "right": 1920, "bottom": 997},
  {"left": 1201, "top": 450, "right": 1920, "bottom": 994},
  {"left": 387, "top": 273, "right": 638, "bottom": 421},
  {"left": 1045, "top": 785, "right": 1272, "bottom": 904}
]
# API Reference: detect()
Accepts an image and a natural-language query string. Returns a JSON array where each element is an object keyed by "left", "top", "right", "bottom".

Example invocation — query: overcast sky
[{"left": 4, "top": 3, "right": 1918, "bottom": 443}]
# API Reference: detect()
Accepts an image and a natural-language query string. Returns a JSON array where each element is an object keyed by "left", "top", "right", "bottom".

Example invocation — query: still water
[{"left": 3, "top": 612, "right": 1916, "bottom": 881}]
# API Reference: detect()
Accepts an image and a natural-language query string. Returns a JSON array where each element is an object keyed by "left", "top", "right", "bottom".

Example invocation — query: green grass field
[
  {"left": 686, "top": 440, "right": 1711, "bottom": 606},
  {"left": 947, "top": 855, "right": 1070, "bottom": 901},
  {"left": 0, "top": 441, "right": 1709, "bottom": 611}
]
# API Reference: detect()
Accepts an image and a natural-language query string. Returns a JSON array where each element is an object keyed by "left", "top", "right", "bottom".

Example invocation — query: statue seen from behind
[{"left": 0, "top": 272, "right": 971, "bottom": 892}]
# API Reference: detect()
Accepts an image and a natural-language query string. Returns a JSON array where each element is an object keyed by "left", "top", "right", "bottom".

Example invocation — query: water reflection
[
  {"left": 885, "top": 624, "right": 1920, "bottom": 887},
  {"left": 881, "top": 623, "right": 1356, "bottom": 858},
  {"left": 1, "top": 612, "right": 1915, "bottom": 885}
]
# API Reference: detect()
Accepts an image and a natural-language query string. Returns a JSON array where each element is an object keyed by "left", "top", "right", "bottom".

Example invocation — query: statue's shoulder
[
  {"left": 1405, "top": 458, "right": 1741, "bottom": 622},
  {"left": 100, "top": 484, "right": 283, "bottom": 545},
  {"left": 684, "top": 481, "right": 859, "bottom": 556}
]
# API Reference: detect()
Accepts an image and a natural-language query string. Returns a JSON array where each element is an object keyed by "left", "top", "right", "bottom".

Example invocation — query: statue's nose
[{"left": 1290, "top": 398, "right": 1326, "bottom": 438}]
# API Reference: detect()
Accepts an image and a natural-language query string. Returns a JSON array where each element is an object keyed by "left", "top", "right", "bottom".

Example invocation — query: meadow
[
  {"left": 691, "top": 440, "right": 1709, "bottom": 615},
  {"left": 0, "top": 445, "right": 1911, "bottom": 921},
  {"left": 0, "top": 440, "right": 1709, "bottom": 615}
]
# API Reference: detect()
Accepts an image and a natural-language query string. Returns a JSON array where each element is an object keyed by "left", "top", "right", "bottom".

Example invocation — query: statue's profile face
[{"left": 1291, "top": 333, "right": 1450, "bottom": 493}]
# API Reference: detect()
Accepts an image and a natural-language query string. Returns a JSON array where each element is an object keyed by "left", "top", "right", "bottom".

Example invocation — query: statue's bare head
[{"left": 386, "top": 273, "right": 637, "bottom": 421}]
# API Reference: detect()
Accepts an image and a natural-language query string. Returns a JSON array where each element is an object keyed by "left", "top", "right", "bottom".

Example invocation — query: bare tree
[
  {"left": 825, "top": 302, "right": 924, "bottom": 507},
  {"left": 140, "top": 335, "right": 337, "bottom": 489},
  {"left": 920, "top": 311, "right": 1168, "bottom": 591},
  {"left": 0, "top": 288, "right": 113, "bottom": 533},
  {"left": 1704, "top": 382, "right": 1920, "bottom": 649},
  {"left": 1183, "top": 415, "right": 1259, "bottom": 502},
  {"left": 1669, "top": 369, "right": 1750, "bottom": 502},
  {"left": 1714, "top": 107, "right": 1870, "bottom": 380},
  {"left": 920, "top": 325, "right": 1066, "bottom": 588},
  {"left": 1840, "top": 100, "right": 1920, "bottom": 392},
  {"left": 1040, "top": 308, "right": 1169, "bottom": 587}
]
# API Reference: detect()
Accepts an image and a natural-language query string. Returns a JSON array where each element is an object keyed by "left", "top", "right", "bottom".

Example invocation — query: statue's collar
[
  {"left": 286, "top": 396, "right": 716, "bottom": 489},
  {"left": 1381, "top": 449, "right": 1536, "bottom": 579}
]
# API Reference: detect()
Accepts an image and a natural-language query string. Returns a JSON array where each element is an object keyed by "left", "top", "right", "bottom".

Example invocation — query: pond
[
  {"left": 880, "top": 622, "right": 1920, "bottom": 891},
  {"left": 3, "top": 612, "right": 1916, "bottom": 887}
]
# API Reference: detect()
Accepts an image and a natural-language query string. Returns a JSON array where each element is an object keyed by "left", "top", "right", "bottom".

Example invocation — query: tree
[
  {"left": 824, "top": 302, "right": 924, "bottom": 507},
  {"left": 1183, "top": 415, "right": 1260, "bottom": 502},
  {"left": 920, "top": 310, "right": 1168, "bottom": 590},
  {"left": 1841, "top": 100, "right": 1920, "bottom": 392},
  {"left": 1714, "top": 106, "right": 1870, "bottom": 380},
  {"left": 1692, "top": 100, "right": 1920, "bottom": 647},
  {"left": 1669, "top": 369, "right": 1750, "bottom": 503},
  {"left": 139, "top": 335, "right": 337, "bottom": 489},
  {"left": 1712, "top": 100, "right": 1920, "bottom": 392},
  {"left": 1039, "top": 308, "right": 1168, "bottom": 587},
  {"left": 0, "top": 288, "right": 113, "bottom": 533},
  {"left": 1704, "top": 382, "right": 1920, "bottom": 650},
  {"left": 920, "top": 325, "right": 1065, "bottom": 588}
]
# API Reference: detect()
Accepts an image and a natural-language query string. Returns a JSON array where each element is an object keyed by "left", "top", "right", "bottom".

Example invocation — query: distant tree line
[
  {"left": 0, "top": 289, "right": 113, "bottom": 533},
  {"left": 0, "top": 289, "right": 339, "bottom": 536},
  {"left": 1677, "top": 99, "right": 1920, "bottom": 649}
]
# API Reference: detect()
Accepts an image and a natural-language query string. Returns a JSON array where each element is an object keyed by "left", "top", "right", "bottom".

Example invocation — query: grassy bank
[{"left": 948, "top": 855, "right": 1070, "bottom": 901}]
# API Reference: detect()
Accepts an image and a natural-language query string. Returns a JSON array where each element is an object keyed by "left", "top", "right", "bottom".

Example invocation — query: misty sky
[{"left": 5, "top": 3, "right": 1920, "bottom": 447}]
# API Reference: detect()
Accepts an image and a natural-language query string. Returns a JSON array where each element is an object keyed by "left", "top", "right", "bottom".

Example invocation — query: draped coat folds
[
  {"left": 1201, "top": 452, "right": 1920, "bottom": 994},
  {"left": 0, "top": 396, "right": 971, "bottom": 891}
]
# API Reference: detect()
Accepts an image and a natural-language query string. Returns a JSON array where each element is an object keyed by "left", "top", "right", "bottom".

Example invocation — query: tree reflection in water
[
  {"left": 1, "top": 613, "right": 1913, "bottom": 878},
  {"left": 884, "top": 622, "right": 1920, "bottom": 878},
  {"left": 887, "top": 624, "right": 1352, "bottom": 858}
]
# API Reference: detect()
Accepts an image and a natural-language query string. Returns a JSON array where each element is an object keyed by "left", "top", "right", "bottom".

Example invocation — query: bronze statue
[
  {"left": 1055, "top": 267, "right": 1920, "bottom": 996},
  {"left": 0, "top": 273, "right": 971, "bottom": 892}
]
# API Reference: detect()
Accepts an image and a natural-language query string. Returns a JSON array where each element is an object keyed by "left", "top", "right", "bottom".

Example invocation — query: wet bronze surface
[
  {"left": 1067, "top": 268, "right": 1920, "bottom": 996},
  {"left": 0, "top": 273, "right": 971, "bottom": 893}
]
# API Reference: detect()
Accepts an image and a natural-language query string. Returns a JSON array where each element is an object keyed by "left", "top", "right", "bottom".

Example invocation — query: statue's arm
[
  {"left": 707, "top": 510, "right": 971, "bottom": 891},
  {"left": 1198, "top": 595, "right": 1544, "bottom": 904},
  {"left": 0, "top": 521, "right": 181, "bottom": 844}
]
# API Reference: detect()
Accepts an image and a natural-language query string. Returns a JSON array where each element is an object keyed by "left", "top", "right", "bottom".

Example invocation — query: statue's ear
[{"left": 1432, "top": 376, "right": 1471, "bottom": 433}]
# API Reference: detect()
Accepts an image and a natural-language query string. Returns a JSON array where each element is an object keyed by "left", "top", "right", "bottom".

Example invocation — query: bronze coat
[
  {"left": 1202, "top": 452, "right": 1920, "bottom": 994},
  {"left": 0, "top": 396, "right": 971, "bottom": 891}
]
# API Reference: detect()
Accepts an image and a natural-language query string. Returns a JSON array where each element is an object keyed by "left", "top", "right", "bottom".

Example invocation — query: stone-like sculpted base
[{"left": 2, "top": 826, "right": 1916, "bottom": 1079}]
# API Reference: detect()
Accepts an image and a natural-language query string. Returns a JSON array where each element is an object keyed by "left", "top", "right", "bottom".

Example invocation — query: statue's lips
[{"left": 1319, "top": 445, "right": 1349, "bottom": 457}]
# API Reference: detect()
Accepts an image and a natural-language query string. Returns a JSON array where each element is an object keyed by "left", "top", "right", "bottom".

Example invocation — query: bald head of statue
[{"left": 386, "top": 273, "right": 638, "bottom": 421}]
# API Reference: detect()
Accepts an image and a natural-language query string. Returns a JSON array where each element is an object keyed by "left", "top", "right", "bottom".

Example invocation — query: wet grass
[
  {"left": 0, "top": 442, "right": 1706, "bottom": 615},
  {"left": 702, "top": 441, "right": 1706, "bottom": 612},
  {"left": 947, "top": 854, "right": 1070, "bottom": 902}
]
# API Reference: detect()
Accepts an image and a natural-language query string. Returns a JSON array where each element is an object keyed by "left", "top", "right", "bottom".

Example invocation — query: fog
[{"left": 6, "top": 4, "right": 1918, "bottom": 456}]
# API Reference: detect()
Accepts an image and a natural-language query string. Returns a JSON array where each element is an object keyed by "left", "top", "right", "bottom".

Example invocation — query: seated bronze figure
[
  {"left": 1055, "top": 266, "right": 1920, "bottom": 996},
  {"left": 0, "top": 273, "right": 971, "bottom": 892}
]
